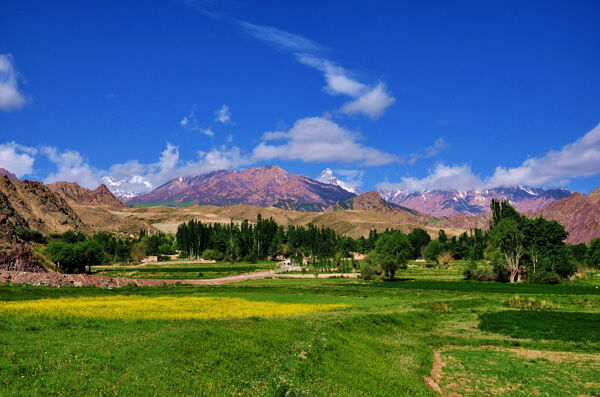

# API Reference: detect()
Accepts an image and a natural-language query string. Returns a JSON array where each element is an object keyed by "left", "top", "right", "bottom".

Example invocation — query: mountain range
[
  {"left": 380, "top": 185, "right": 572, "bottom": 218},
  {"left": 1, "top": 165, "right": 598, "bottom": 243}
]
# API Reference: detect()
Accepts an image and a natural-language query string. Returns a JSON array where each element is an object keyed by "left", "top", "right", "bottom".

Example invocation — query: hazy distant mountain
[
  {"left": 316, "top": 168, "right": 362, "bottom": 194},
  {"left": 380, "top": 186, "right": 572, "bottom": 217},
  {"left": 128, "top": 165, "right": 356, "bottom": 211}
]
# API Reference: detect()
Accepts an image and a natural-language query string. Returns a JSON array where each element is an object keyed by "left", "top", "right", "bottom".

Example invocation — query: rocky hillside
[
  {"left": 128, "top": 165, "right": 356, "bottom": 211},
  {"left": 528, "top": 188, "right": 600, "bottom": 244},
  {"left": 327, "top": 190, "right": 420, "bottom": 215},
  {"left": 380, "top": 186, "right": 572, "bottom": 217},
  {"left": 48, "top": 182, "right": 126, "bottom": 208},
  {"left": 0, "top": 175, "right": 87, "bottom": 234}
]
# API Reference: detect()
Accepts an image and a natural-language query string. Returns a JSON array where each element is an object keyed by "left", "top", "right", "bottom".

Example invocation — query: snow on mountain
[
  {"left": 378, "top": 186, "right": 572, "bottom": 217},
  {"left": 316, "top": 168, "right": 362, "bottom": 195},
  {"left": 101, "top": 175, "right": 154, "bottom": 200}
]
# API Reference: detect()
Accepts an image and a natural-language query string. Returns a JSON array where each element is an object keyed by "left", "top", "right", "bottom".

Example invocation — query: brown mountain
[
  {"left": 528, "top": 188, "right": 600, "bottom": 244},
  {"left": 327, "top": 190, "right": 421, "bottom": 215},
  {"left": 0, "top": 175, "right": 87, "bottom": 234},
  {"left": 128, "top": 165, "right": 356, "bottom": 211},
  {"left": 0, "top": 168, "right": 17, "bottom": 180},
  {"left": 48, "top": 182, "right": 126, "bottom": 208}
]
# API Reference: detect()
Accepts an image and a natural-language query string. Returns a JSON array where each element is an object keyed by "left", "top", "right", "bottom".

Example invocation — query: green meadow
[{"left": 1, "top": 267, "right": 599, "bottom": 396}]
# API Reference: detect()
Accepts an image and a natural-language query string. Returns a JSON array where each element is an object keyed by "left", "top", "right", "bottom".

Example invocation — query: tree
[
  {"left": 587, "top": 237, "right": 600, "bottom": 269},
  {"left": 130, "top": 242, "right": 146, "bottom": 262},
  {"left": 489, "top": 218, "right": 524, "bottom": 283},
  {"left": 408, "top": 228, "right": 431, "bottom": 259},
  {"left": 375, "top": 231, "right": 412, "bottom": 280},
  {"left": 44, "top": 241, "right": 85, "bottom": 274},
  {"left": 424, "top": 240, "right": 445, "bottom": 265},
  {"left": 570, "top": 243, "right": 588, "bottom": 264},
  {"left": 437, "top": 229, "right": 448, "bottom": 243},
  {"left": 79, "top": 240, "right": 107, "bottom": 273}
]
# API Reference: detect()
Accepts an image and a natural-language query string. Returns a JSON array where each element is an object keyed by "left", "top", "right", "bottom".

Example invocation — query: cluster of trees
[
  {"left": 423, "top": 228, "right": 487, "bottom": 265},
  {"left": 176, "top": 215, "right": 358, "bottom": 263},
  {"left": 43, "top": 230, "right": 176, "bottom": 273}
]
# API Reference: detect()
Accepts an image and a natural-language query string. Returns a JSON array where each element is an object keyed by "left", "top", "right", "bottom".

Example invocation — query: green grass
[
  {"left": 1, "top": 265, "right": 599, "bottom": 396},
  {"left": 93, "top": 260, "right": 277, "bottom": 280},
  {"left": 479, "top": 311, "right": 600, "bottom": 342}
]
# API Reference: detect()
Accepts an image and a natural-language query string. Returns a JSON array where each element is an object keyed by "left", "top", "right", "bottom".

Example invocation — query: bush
[
  {"left": 201, "top": 249, "right": 222, "bottom": 261},
  {"left": 438, "top": 251, "right": 454, "bottom": 266},
  {"left": 463, "top": 262, "right": 496, "bottom": 281},
  {"left": 15, "top": 227, "right": 46, "bottom": 243},
  {"left": 360, "top": 261, "right": 377, "bottom": 281},
  {"left": 529, "top": 271, "right": 561, "bottom": 284}
]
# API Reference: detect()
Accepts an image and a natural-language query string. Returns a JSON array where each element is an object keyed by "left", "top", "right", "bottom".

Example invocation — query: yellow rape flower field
[{"left": 0, "top": 295, "right": 350, "bottom": 320}]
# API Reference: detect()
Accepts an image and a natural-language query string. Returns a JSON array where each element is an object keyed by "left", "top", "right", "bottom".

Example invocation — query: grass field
[
  {"left": 92, "top": 260, "right": 277, "bottom": 280},
  {"left": 1, "top": 267, "right": 599, "bottom": 396}
]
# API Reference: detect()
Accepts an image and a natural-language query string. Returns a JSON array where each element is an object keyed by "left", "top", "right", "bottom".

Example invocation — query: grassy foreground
[{"left": 1, "top": 269, "right": 599, "bottom": 396}]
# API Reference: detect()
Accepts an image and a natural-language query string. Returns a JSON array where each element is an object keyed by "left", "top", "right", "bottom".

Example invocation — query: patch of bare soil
[{"left": 0, "top": 269, "right": 277, "bottom": 288}]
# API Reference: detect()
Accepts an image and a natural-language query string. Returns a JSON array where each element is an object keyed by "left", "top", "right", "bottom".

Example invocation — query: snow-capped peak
[
  {"left": 316, "top": 169, "right": 361, "bottom": 194},
  {"left": 101, "top": 175, "right": 154, "bottom": 200}
]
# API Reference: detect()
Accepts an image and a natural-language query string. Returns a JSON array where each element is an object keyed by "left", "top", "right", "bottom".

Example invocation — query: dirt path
[{"left": 0, "top": 269, "right": 278, "bottom": 288}]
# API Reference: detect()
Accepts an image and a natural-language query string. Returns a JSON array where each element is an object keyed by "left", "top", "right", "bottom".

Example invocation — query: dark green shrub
[
  {"left": 202, "top": 249, "right": 222, "bottom": 261},
  {"left": 463, "top": 262, "right": 496, "bottom": 281},
  {"left": 530, "top": 271, "right": 561, "bottom": 284}
]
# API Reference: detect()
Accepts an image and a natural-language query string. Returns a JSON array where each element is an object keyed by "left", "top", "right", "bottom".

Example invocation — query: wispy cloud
[
  {"left": 215, "top": 104, "right": 231, "bottom": 123},
  {"left": 236, "top": 20, "right": 394, "bottom": 119},
  {"left": 407, "top": 138, "right": 449, "bottom": 165},
  {"left": 180, "top": 109, "right": 215, "bottom": 137},
  {"left": 377, "top": 163, "right": 482, "bottom": 193},
  {"left": 0, "top": 54, "right": 27, "bottom": 111}
]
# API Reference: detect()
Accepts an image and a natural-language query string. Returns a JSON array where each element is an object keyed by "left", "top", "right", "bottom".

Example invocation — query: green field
[
  {"left": 93, "top": 260, "right": 277, "bottom": 280},
  {"left": 1, "top": 268, "right": 599, "bottom": 396}
]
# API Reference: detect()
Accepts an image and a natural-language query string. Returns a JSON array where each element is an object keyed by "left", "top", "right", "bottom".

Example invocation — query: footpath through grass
[{"left": 1, "top": 266, "right": 599, "bottom": 396}]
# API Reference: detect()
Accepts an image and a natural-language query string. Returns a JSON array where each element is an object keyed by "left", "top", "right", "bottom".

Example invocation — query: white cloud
[
  {"left": 251, "top": 116, "right": 399, "bottom": 166},
  {"left": 377, "top": 163, "right": 483, "bottom": 192},
  {"left": 407, "top": 138, "right": 449, "bottom": 165},
  {"left": 180, "top": 110, "right": 214, "bottom": 137},
  {"left": 487, "top": 122, "right": 600, "bottom": 187},
  {"left": 41, "top": 146, "right": 101, "bottom": 189},
  {"left": 296, "top": 54, "right": 366, "bottom": 97},
  {"left": 339, "top": 83, "right": 395, "bottom": 119},
  {"left": 215, "top": 104, "right": 231, "bottom": 123},
  {"left": 0, "top": 54, "right": 27, "bottom": 111},
  {"left": 0, "top": 142, "right": 36, "bottom": 177}
]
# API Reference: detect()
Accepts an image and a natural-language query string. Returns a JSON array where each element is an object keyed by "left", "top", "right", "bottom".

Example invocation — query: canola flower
[{"left": 0, "top": 296, "right": 350, "bottom": 320}]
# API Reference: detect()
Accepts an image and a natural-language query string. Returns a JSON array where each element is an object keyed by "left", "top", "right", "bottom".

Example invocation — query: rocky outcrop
[{"left": 0, "top": 244, "right": 47, "bottom": 273}]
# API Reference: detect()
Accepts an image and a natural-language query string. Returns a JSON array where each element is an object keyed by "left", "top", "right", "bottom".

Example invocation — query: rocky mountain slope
[
  {"left": 48, "top": 182, "right": 126, "bottom": 208},
  {"left": 0, "top": 175, "right": 87, "bottom": 234},
  {"left": 327, "top": 190, "right": 420, "bottom": 215},
  {"left": 528, "top": 188, "right": 600, "bottom": 244},
  {"left": 380, "top": 186, "right": 572, "bottom": 217},
  {"left": 128, "top": 165, "right": 356, "bottom": 211}
]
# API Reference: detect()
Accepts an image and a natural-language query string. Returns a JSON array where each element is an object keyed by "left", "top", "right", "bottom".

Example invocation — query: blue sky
[{"left": 1, "top": 0, "right": 599, "bottom": 195}]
